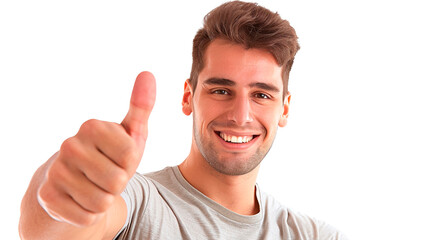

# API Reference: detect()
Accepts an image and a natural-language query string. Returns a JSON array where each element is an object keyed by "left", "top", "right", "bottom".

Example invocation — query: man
[{"left": 19, "top": 1, "right": 347, "bottom": 239}]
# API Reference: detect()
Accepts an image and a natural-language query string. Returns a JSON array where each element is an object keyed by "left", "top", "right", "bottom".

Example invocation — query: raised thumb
[{"left": 121, "top": 71, "right": 156, "bottom": 148}]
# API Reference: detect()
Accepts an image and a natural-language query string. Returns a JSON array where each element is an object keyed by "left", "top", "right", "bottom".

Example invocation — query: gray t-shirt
[{"left": 115, "top": 166, "right": 347, "bottom": 240}]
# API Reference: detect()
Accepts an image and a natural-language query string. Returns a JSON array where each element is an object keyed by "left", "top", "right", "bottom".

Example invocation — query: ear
[
  {"left": 278, "top": 93, "right": 291, "bottom": 127},
  {"left": 182, "top": 79, "right": 193, "bottom": 116}
]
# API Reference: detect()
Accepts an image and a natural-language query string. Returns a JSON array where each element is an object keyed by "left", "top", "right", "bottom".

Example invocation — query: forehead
[{"left": 199, "top": 39, "right": 283, "bottom": 89}]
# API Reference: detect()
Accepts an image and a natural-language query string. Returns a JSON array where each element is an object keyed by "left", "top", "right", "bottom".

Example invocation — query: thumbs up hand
[
  {"left": 37, "top": 72, "right": 156, "bottom": 227},
  {"left": 122, "top": 71, "right": 156, "bottom": 150}
]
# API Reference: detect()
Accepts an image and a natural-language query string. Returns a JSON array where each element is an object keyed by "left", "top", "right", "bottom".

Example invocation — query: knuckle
[
  {"left": 94, "top": 194, "right": 115, "bottom": 212},
  {"left": 46, "top": 158, "right": 72, "bottom": 187},
  {"left": 60, "top": 137, "right": 80, "bottom": 158},
  {"left": 82, "top": 119, "right": 98, "bottom": 129},
  {"left": 37, "top": 184, "right": 59, "bottom": 210},
  {"left": 46, "top": 166, "right": 62, "bottom": 184},
  {"left": 80, "top": 119, "right": 103, "bottom": 137},
  {"left": 49, "top": 160, "right": 66, "bottom": 178},
  {"left": 107, "top": 169, "right": 129, "bottom": 194},
  {"left": 77, "top": 212, "right": 98, "bottom": 227},
  {"left": 118, "top": 143, "right": 138, "bottom": 168}
]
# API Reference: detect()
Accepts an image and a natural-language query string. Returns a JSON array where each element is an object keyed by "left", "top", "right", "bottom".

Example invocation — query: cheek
[
  {"left": 193, "top": 100, "right": 217, "bottom": 130},
  {"left": 256, "top": 107, "right": 282, "bottom": 133},
  {"left": 261, "top": 118, "right": 279, "bottom": 133},
  {"left": 194, "top": 96, "right": 225, "bottom": 118}
]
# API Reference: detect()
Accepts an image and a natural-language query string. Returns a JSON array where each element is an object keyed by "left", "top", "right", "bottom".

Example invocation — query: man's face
[{"left": 183, "top": 39, "right": 289, "bottom": 176}]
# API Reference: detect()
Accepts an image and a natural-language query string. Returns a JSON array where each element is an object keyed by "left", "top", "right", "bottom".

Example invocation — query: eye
[
  {"left": 212, "top": 89, "right": 229, "bottom": 95},
  {"left": 254, "top": 92, "right": 270, "bottom": 99}
]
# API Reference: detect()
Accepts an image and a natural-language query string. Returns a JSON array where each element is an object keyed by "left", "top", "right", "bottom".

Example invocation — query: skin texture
[{"left": 180, "top": 38, "right": 290, "bottom": 215}]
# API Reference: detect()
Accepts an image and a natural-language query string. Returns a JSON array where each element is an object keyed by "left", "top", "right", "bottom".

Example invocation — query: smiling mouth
[{"left": 215, "top": 131, "right": 258, "bottom": 144}]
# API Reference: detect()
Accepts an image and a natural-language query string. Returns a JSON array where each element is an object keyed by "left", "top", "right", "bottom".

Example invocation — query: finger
[
  {"left": 76, "top": 120, "right": 140, "bottom": 177},
  {"left": 121, "top": 71, "right": 156, "bottom": 149},
  {"left": 62, "top": 169, "right": 116, "bottom": 214},
  {"left": 45, "top": 153, "right": 116, "bottom": 212},
  {"left": 38, "top": 181, "right": 101, "bottom": 227},
  {"left": 77, "top": 145, "right": 130, "bottom": 195}
]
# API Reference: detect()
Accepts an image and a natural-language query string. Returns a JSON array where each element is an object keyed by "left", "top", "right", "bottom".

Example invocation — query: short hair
[{"left": 189, "top": 1, "right": 300, "bottom": 96}]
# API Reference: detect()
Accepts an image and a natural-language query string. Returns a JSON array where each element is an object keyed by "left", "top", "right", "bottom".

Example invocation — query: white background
[{"left": 1, "top": 0, "right": 427, "bottom": 239}]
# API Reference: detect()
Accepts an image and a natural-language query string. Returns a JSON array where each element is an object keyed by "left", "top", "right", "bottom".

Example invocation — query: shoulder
[
  {"left": 123, "top": 166, "right": 183, "bottom": 207},
  {"left": 286, "top": 208, "right": 348, "bottom": 240},
  {"left": 125, "top": 166, "right": 174, "bottom": 191},
  {"left": 259, "top": 190, "right": 349, "bottom": 240},
  {"left": 120, "top": 167, "right": 174, "bottom": 210}
]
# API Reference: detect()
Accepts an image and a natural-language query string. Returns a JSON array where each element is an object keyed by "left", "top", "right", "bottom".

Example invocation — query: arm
[{"left": 18, "top": 72, "right": 156, "bottom": 240}]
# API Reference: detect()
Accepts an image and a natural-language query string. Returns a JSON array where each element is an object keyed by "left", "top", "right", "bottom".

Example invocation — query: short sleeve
[
  {"left": 317, "top": 219, "right": 349, "bottom": 240},
  {"left": 114, "top": 173, "right": 151, "bottom": 240}
]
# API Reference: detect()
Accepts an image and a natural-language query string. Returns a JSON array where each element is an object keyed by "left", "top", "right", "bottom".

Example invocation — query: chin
[{"left": 204, "top": 154, "right": 263, "bottom": 176}]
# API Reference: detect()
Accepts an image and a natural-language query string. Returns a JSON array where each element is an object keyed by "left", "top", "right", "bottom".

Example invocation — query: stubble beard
[{"left": 193, "top": 118, "right": 275, "bottom": 176}]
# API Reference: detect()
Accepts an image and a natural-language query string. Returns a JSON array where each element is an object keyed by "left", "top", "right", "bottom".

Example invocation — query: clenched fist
[{"left": 36, "top": 72, "right": 156, "bottom": 227}]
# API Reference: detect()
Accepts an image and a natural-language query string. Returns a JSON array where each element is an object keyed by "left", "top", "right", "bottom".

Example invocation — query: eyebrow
[
  {"left": 203, "top": 78, "right": 236, "bottom": 86},
  {"left": 249, "top": 82, "right": 281, "bottom": 93}
]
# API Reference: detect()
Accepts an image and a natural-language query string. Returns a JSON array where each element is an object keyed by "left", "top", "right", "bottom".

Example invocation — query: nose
[{"left": 227, "top": 95, "right": 254, "bottom": 126}]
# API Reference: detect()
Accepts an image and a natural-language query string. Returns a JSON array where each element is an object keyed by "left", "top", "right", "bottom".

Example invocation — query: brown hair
[{"left": 189, "top": 1, "right": 300, "bottom": 97}]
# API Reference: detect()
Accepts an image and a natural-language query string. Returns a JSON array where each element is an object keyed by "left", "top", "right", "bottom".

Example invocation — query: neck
[{"left": 179, "top": 151, "right": 260, "bottom": 215}]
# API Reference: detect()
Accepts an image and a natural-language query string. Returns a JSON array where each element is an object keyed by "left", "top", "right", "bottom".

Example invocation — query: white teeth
[{"left": 219, "top": 132, "right": 254, "bottom": 143}]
